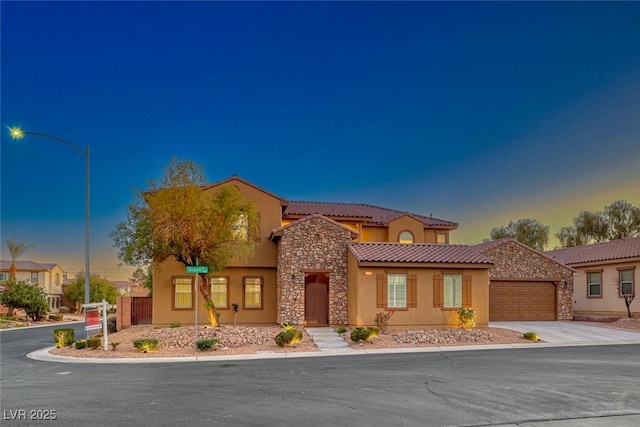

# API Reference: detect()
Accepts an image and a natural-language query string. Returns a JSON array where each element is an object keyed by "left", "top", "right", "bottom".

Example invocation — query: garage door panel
[{"left": 490, "top": 281, "right": 556, "bottom": 321}]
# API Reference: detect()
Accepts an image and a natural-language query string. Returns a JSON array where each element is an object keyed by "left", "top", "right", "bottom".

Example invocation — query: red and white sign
[{"left": 84, "top": 308, "right": 102, "bottom": 331}]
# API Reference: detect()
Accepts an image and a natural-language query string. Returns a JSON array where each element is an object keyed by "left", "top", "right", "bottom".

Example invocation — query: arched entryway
[{"left": 305, "top": 273, "right": 329, "bottom": 326}]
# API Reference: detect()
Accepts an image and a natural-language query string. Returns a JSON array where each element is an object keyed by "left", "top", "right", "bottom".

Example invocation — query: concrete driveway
[{"left": 491, "top": 321, "right": 640, "bottom": 345}]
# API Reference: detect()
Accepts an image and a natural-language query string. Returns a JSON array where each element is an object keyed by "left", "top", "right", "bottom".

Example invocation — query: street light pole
[{"left": 8, "top": 127, "right": 91, "bottom": 335}]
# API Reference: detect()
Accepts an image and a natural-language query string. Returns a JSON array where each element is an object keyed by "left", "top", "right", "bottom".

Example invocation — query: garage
[{"left": 489, "top": 281, "right": 556, "bottom": 321}]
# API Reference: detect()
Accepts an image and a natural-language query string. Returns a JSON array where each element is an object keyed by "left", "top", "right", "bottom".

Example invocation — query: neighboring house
[
  {"left": 0, "top": 260, "right": 65, "bottom": 312},
  {"left": 153, "top": 175, "right": 496, "bottom": 328},
  {"left": 546, "top": 237, "right": 640, "bottom": 318},
  {"left": 475, "top": 238, "right": 576, "bottom": 321},
  {"left": 110, "top": 280, "right": 150, "bottom": 297}
]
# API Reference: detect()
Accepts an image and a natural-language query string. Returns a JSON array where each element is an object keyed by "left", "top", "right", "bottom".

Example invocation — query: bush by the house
[
  {"left": 196, "top": 338, "right": 218, "bottom": 351},
  {"left": 133, "top": 338, "right": 159, "bottom": 352},
  {"left": 335, "top": 327, "right": 347, "bottom": 334},
  {"left": 457, "top": 308, "right": 477, "bottom": 329},
  {"left": 170, "top": 321, "right": 182, "bottom": 328},
  {"left": 523, "top": 332, "right": 539, "bottom": 342},
  {"left": 75, "top": 340, "right": 87, "bottom": 349},
  {"left": 275, "top": 329, "right": 303, "bottom": 347},
  {"left": 374, "top": 311, "right": 395, "bottom": 333},
  {"left": 53, "top": 328, "right": 75, "bottom": 348},
  {"left": 350, "top": 327, "right": 379, "bottom": 343},
  {"left": 87, "top": 337, "right": 102, "bottom": 349}
]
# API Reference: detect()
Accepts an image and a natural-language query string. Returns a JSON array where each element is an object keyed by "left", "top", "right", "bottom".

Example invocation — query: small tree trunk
[
  {"left": 198, "top": 274, "right": 219, "bottom": 327},
  {"left": 625, "top": 297, "right": 634, "bottom": 319},
  {"left": 9, "top": 263, "right": 16, "bottom": 280}
]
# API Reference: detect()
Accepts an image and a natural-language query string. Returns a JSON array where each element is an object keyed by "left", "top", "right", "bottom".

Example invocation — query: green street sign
[{"left": 186, "top": 266, "right": 209, "bottom": 274}]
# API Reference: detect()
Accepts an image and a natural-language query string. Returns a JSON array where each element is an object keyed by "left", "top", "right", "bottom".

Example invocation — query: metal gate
[{"left": 131, "top": 297, "right": 152, "bottom": 325}]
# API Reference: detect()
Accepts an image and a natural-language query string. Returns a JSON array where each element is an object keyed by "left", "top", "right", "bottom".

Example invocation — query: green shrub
[
  {"left": 110, "top": 342, "right": 120, "bottom": 351},
  {"left": 75, "top": 340, "right": 87, "bottom": 349},
  {"left": 53, "top": 328, "right": 75, "bottom": 348},
  {"left": 350, "top": 327, "right": 378, "bottom": 343},
  {"left": 170, "top": 321, "right": 182, "bottom": 328},
  {"left": 457, "top": 308, "right": 477, "bottom": 329},
  {"left": 87, "top": 337, "right": 102, "bottom": 349},
  {"left": 335, "top": 327, "right": 347, "bottom": 334},
  {"left": 133, "top": 338, "right": 159, "bottom": 352},
  {"left": 196, "top": 338, "right": 218, "bottom": 351},
  {"left": 523, "top": 332, "right": 539, "bottom": 342},
  {"left": 275, "top": 329, "right": 303, "bottom": 347}
]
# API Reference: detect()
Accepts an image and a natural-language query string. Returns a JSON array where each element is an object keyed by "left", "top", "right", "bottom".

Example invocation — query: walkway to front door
[{"left": 305, "top": 273, "right": 329, "bottom": 326}]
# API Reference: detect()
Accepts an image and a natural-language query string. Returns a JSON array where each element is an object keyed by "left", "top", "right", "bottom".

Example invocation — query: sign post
[
  {"left": 186, "top": 265, "right": 208, "bottom": 348},
  {"left": 84, "top": 299, "right": 109, "bottom": 350}
]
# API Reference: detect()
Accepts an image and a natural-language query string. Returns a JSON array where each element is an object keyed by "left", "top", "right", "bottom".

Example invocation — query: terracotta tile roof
[
  {"left": 348, "top": 243, "right": 492, "bottom": 265},
  {"left": 285, "top": 201, "right": 457, "bottom": 228},
  {"left": 0, "top": 260, "right": 52, "bottom": 271},
  {"left": 546, "top": 237, "right": 640, "bottom": 265}
]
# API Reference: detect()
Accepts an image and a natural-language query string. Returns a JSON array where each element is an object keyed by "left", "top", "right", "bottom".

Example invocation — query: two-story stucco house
[
  {"left": 547, "top": 237, "right": 639, "bottom": 318},
  {"left": 153, "top": 176, "right": 495, "bottom": 329},
  {"left": 0, "top": 260, "right": 65, "bottom": 312}
]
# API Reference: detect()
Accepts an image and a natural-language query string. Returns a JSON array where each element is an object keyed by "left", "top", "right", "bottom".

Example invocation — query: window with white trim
[
  {"left": 444, "top": 274, "right": 462, "bottom": 308},
  {"left": 587, "top": 271, "right": 602, "bottom": 297},
  {"left": 211, "top": 277, "right": 228, "bottom": 309},
  {"left": 398, "top": 231, "right": 414, "bottom": 244},
  {"left": 173, "top": 277, "right": 193, "bottom": 309},
  {"left": 620, "top": 269, "right": 634, "bottom": 297},
  {"left": 387, "top": 274, "right": 407, "bottom": 308},
  {"left": 243, "top": 277, "right": 263, "bottom": 309}
]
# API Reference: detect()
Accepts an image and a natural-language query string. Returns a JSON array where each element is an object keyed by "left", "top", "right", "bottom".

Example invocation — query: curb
[{"left": 27, "top": 339, "right": 640, "bottom": 364}]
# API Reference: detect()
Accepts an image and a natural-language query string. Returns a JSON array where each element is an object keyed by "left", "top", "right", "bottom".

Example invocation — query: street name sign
[{"left": 186, "top": 266, "right": 209, "bottom": 274}]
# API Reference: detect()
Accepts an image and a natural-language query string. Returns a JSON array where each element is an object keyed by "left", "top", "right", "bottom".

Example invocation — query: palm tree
[{"left": 5, "top": 238, "right": 35, "bottom": 279}]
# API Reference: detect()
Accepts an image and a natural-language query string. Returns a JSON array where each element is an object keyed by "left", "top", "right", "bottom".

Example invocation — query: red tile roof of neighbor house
[
  {"left": 0, "top": 260, "right": 58, "bottom": 271},
  {"left": 546, "top": 237, "right": 640, "bottom": 265},
  {"left": 348, "top": 243, "right": 493, "bottom": 265},
  {"left": 284, "top": 201, "right": 458, "bottom": 228}
]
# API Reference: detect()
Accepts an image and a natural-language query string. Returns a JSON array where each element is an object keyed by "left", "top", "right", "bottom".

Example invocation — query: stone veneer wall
[
  {"left": 276, "top": 217, "right": 352, "bottom": 325},
  {"left": 483, "top": 242, "right": 574, "bottom": 320}
]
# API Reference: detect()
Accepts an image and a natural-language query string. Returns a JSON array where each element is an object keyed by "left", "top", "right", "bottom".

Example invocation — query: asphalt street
[{"left": 1, "top": 324, "right": 639, "bottom": 427}]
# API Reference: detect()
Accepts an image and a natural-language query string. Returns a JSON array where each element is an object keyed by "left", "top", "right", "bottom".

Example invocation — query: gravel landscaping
[{"left": 29, "top": 317, "right": 640, "bottom": 359}]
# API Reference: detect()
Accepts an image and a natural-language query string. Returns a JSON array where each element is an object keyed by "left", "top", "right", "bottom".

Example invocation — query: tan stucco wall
[
  {"left": 347, "top": 252, "right": 490, "bottom": 328},
  {"left": 571, "top": 261, "right": 639, "bottom": 317},
  {"left": 360, "top": 226, "right": 387, "bottom": 242},
  {"left": 209, "top": 178, "right": 282, "bottom": 268},
  {"left": 153, "top": 258, "right": 277, "bottom": 326},
  {"left": 387, "top": 216, "right": 425, "bottom": 243}
]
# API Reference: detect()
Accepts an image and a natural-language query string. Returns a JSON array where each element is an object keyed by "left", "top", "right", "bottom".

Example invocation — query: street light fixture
[{"left": 8, "top": 126, "right": 91, "bottom": 334}]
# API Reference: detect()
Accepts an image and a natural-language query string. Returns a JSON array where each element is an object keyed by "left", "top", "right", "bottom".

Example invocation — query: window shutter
[
  {"left": 433, "top": 274, "right": 443, "bottom": 308},
  {"left": 376, "top": 274, "right": 387, "bottom": 308},
  {"left": 408, "top": 274, "right": 417, "bottom": 308},
  {"left": 462, "top": 275, "right": 472, "bottom": 308}
]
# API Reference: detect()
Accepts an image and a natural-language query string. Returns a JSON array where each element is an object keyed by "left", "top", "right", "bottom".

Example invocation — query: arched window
[{"left": 399, "top": 231, "right": 414, "bottom": 244}]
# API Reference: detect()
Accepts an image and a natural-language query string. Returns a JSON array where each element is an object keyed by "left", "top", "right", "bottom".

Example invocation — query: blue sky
[{"left": 1, "top": 1, "right": 639, "bottom": 280}]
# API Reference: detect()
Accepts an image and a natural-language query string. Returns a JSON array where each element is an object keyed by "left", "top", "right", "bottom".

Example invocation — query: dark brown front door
[{"left": 305, "top": 274, "right": 329, "bottom": 326}]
